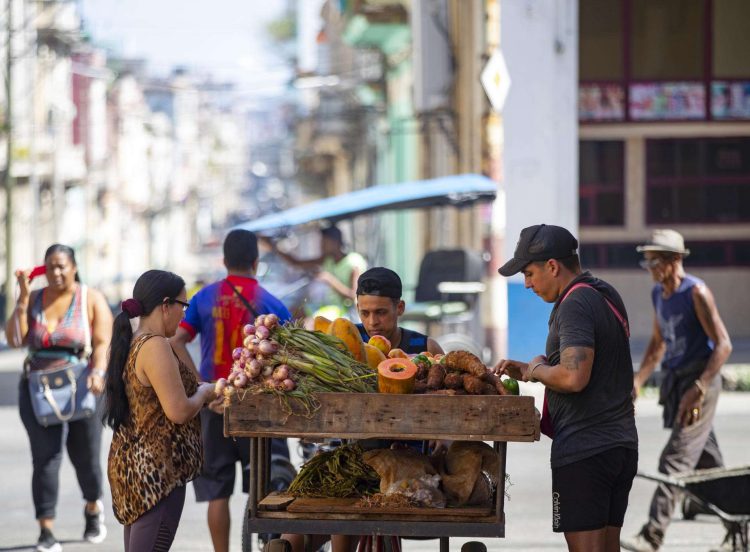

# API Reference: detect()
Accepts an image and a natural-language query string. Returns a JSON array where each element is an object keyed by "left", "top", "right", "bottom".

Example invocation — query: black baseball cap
[
  {"left": 356, "top": 267, "right": 402, "bottom": 299},
  {"left": 498, "top": 224, "right": 578, "bottom": 276}
]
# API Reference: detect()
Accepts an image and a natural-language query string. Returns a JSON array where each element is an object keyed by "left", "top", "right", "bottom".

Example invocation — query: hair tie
[{"left": 121, "top": 298, "right": 143, "bottom": 318}]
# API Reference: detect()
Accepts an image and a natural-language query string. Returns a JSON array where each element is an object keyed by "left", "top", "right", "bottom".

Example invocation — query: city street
[{"left": 0, "top": 349, "right": 746, "bottom": 551}]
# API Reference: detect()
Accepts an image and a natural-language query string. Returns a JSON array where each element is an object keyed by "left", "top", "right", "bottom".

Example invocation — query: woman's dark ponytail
[{"left": 104, "top": 311, "right": 134, "bottom": 430}]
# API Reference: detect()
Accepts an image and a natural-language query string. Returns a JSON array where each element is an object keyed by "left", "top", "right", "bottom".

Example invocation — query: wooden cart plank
[
  {"left": 287, "top": 497, "right": 492, "bottom": 517},
  {"left": 225, "top": 393, "right": 538, "bottom": 442},
  {"left": 259, "top": 492, "right": 296, "bottom": 511},
  {"left": 256, "top": 510, "right": 500, "bottom": 524}
]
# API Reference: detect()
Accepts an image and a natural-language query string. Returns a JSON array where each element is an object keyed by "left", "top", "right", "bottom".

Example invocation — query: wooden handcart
[{"left": 225, "top": 392, "right": 540, "bottom": 551}]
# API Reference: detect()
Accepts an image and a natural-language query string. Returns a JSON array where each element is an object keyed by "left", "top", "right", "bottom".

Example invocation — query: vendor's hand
[
  {"left": 677, "top": 385, "right": 704, "bottom": 427},
  {"left": 14, "top": 269, "right": 32, "bottom": 302},
  {"left": 493, "top": 358, "right": 528, "bottom": 381}
]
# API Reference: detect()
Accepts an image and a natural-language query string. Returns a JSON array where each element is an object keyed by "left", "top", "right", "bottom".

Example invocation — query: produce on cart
[{"left": 217, "top": 315, "right": 520, "bottom": 414}]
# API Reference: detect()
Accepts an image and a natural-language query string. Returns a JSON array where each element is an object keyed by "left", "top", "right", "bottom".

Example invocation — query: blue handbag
[{"left": 26, "top": 350, "right": 97, "bottom": 427}]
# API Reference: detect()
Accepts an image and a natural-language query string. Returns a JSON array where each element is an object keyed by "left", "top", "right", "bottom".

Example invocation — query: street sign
[{"left": 481, "top": 49, "right": 511, "bottom": 113}]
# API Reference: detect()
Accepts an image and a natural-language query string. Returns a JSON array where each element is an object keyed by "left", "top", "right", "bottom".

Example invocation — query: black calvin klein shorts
[{"left": 551, "top": 446, "right": 638, "bottom": 533}]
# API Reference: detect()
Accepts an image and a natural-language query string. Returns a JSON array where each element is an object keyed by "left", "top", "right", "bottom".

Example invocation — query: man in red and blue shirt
[{"left": 171, "top": 229, "right": 291, "bottom": 552}]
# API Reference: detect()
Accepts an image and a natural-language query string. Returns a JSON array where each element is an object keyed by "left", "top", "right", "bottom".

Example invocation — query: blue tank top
[{"left": 652, "top": 274, "right": 713, "bottom": 371}]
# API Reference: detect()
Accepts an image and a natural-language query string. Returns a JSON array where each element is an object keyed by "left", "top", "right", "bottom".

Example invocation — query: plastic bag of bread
[
  {"left": 432, "top": 441, "right": 500, "bottom": 507},
  {"left": 385, "top": 474, "right": 445, "bottom": 508},
  {"left": 362, "top": 448, "right": 437, "bottom": 493}
]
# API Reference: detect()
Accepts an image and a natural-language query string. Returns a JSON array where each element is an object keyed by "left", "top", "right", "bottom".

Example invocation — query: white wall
[
  {"left": 502, "top": 0, "right": 579, "bottom": 250},
  {"left": 501, "top": 0, "right": 579, "bottom": 359}
]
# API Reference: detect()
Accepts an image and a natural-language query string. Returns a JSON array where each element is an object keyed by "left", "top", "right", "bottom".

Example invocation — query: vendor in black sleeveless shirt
[{"left": 355, "top": 267, "right": 443, "bottom": 356}]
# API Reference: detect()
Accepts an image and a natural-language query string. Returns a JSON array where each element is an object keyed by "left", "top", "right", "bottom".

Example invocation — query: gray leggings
[{"left": 124, "top": 485, "right": 186, "bottom": 552}]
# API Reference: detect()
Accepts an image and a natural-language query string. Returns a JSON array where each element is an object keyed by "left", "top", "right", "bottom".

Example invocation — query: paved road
[{"left": 0, "top": 348, "right": 747, "bottom": 551}]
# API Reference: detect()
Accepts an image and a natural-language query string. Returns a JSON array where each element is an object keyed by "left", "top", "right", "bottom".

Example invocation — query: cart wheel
[
  {"left": 264, "top": 539, "right": 293, "bottom": 552},
  {"left": 461, "top": 542, "right": 487, "bottom": 552}
]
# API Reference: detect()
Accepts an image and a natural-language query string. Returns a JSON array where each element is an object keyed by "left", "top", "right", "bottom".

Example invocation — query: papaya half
[{"left": 377, "top": 358, "right": 418, "bottom": 394}]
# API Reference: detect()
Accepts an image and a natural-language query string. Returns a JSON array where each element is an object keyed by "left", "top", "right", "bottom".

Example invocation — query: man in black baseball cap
[
  {"left": 494, "top": 223, "right": 638, "bottom": 551},
  {"left": 355, "top": 267, "right": 442, "bottom": 355},
  {"left": 498, "top": 224, "right": 579, "bottom": 276}
]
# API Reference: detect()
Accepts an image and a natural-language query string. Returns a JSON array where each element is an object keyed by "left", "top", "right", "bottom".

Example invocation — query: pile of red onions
[{"left": 214, "top": 313, "right": 296, "bottom": 397}]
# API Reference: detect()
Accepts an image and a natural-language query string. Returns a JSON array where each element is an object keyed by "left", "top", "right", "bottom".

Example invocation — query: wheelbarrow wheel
[{"left": 461, "top": 542, "right": 487, "bottom": 552}]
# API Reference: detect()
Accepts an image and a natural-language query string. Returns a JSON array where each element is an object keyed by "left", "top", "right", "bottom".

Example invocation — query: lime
[{"left": 502, "top": 377, "right": 520, "bottom": 395}]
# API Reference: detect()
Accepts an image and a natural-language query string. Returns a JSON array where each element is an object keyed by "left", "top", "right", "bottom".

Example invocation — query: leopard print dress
[{"left": 108, "top": 334, "right": 203, "bottom": 526}]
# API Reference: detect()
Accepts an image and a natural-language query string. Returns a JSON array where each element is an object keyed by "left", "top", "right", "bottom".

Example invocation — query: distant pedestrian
[
  {"left": 622, "top": 230, "right": 733, "bottom": 552},
  {"left": 494, "top": 224, "right": 638, "bottom": 552},
  {"left": 262, "top": 224, "right": 367, "bottom": 320},
  {"left": 170, "top": 229, "right": 292, "bottom": 552},
  {"left": 104, "top": 270, "right": 215, "bottom": 551},
  {"left": 5, "top": 244, "right": 112, "bottom": 552}
]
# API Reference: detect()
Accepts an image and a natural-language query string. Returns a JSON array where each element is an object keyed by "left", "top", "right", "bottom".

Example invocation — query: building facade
[{"left": 578, "top": 0, "right": 750, "bottom": 342}]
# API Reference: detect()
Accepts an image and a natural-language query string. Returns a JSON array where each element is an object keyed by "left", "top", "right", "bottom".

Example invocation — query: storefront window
[
  {"left": 579, "top": 140, "right": 625, "bottom": 226},
  {"left": 579, "top": 0, "right": 623, "bottom": 80},
  {"left": 579, "top": 0, "right": 750, "bottom": 122},
  {"left": 631, "top": 0, "right": 704, "bottom": 80},
  {"left": 581, "top": 240, "right": 750, "bottom": 268},
  {"left": 647, "top": 137, "right": 750, "bottom": 223},
  {"left": 713, "top": 0, "right": 750, "bottom": 78}
]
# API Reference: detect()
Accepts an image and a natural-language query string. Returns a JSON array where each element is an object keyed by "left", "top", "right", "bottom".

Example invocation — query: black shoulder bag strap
[{"left": 224, "top": 279, "right": 260, "bottom": 319}]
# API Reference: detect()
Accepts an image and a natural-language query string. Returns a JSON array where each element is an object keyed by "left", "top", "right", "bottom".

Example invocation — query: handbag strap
[
  {"left": 81, "top": 285, "right": 93, "bottom": 358},
  {"left": 40, "top": 368, "right": 77, "bottom": 422},
  {"left": 224, "top": 279, "right": 260, "bottom": 318}
]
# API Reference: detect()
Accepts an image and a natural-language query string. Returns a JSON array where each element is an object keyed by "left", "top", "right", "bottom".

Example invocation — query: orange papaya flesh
[
  {"left": 364, "top": 343, "right": 386, "bottom": 370},
  {"left": 377, "top": 358, "right": 418, "bottom": 394}
]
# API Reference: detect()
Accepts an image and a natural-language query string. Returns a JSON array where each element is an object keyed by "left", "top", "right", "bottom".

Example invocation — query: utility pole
[{"left": 3, "top": 0, "right": 14, "bottom": 321}]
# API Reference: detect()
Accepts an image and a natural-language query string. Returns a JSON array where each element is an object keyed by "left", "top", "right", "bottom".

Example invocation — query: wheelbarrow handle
[{"left": 637, "top": 470, "right": 685, "bottom": 488}]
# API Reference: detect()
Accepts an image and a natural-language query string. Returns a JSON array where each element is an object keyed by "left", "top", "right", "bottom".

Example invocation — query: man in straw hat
[{"left": 622, "top": 229, "right": 734, "bottom": 552}]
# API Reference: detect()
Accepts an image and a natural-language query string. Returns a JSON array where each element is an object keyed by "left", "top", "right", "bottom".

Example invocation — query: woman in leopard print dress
[{"left": 104, "top": 270, "right": 215, "bottom": 551}]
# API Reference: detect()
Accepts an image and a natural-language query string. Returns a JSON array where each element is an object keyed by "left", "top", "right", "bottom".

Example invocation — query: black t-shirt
[{"left": 546, "top": 272, "right": 638, "bottom": 468}]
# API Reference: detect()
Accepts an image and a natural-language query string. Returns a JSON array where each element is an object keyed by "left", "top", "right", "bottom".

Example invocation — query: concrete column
[{"left": 501, "top": 0, "right": 579, "bottom": 360}]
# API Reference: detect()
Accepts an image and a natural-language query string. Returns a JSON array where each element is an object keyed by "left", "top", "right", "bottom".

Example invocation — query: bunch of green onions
[
  {"left": 272, "top": 324, "right": 376, "bottom": 394},
  {"left": 260, "top": 322, "right": 376, "bottom": 415}
]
